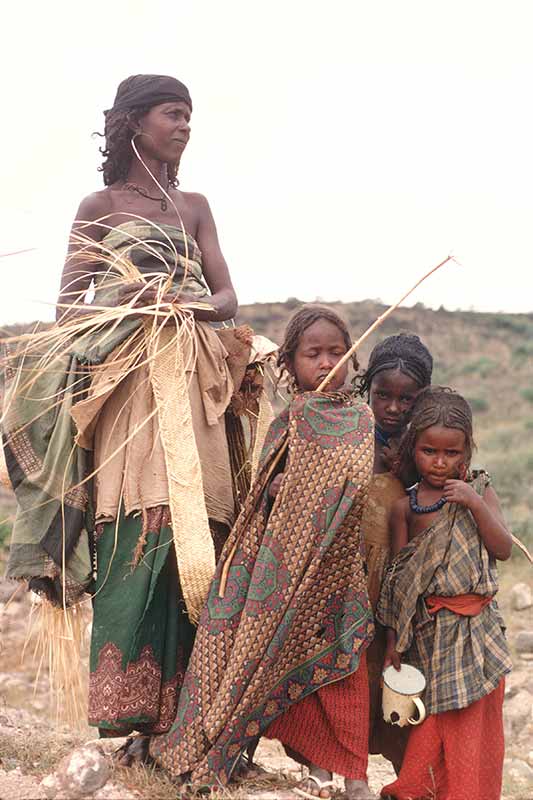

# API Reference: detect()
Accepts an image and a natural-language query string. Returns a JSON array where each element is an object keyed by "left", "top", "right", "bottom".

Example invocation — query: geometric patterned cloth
[
  {"left": 150, "top": 392, "right": 375, "bottom": 786},
  {"left": 265, "top": 651, "right": 370, "bottom": 780},
  {"left": 377, "top": 471, "right": 512, "bottom": 716}
]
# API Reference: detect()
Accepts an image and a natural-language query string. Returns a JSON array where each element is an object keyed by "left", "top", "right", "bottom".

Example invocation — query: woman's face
[{"left": 135, "top": 101, "right": 191, "bottom": 164}]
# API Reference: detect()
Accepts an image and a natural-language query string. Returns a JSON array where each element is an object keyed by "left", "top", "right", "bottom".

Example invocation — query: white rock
[
  {"left": 528, "top": 750, "right": 533, "bottom": 767},
  {"left": 503, "top": 690, "right": 533, "bottom": 734},
  {"left": 515, "top": 631, "right": 533, "bottom": 653},
  {"left": 40, "top": 745, "right": 110, "bottom": 799},
  {"left": 505, "top": 758, "right": 533, "bottom": 784},
  {"left": 511, "top": 582, "right": 533, "bottom": 611},
  {"left": 504, "top": 670, "right": 529, "bottom": 699}
]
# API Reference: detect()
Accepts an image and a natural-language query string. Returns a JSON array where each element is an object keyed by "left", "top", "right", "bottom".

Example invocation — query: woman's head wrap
[
  {"left": 357, "top": 333, "right": 433, "bottom": 397},
  {"left": 107, "top": 74, "right": 192, "bottom": 115}
]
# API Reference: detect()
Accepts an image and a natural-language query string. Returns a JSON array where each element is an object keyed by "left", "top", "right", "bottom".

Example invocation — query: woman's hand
[
  {"left": 268, "top": 473, "right": 285, "bottom": 500},
  {"left": 117, "top": 282, "right": 197, "bottom": 307}
]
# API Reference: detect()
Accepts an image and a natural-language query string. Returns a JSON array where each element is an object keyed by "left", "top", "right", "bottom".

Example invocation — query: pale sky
[{"left": 2, "top": 0, "right": 533, "bottom": 324}]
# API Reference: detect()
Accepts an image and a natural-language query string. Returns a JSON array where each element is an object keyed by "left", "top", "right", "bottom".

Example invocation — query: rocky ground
[{"left": 0, "top": 569, "right": 532, "bottom": 799}]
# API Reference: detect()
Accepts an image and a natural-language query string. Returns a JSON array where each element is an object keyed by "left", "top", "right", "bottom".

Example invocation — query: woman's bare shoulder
[{"left": 75, "top": 189, "right": 114, "bottom": 224}]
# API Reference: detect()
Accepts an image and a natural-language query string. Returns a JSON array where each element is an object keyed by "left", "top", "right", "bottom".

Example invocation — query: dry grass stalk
[{"left": 24, "top": 595, "right": 90, "bottom": 729}]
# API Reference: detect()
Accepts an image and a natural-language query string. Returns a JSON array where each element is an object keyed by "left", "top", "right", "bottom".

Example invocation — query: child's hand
[
  {"left": 268, "top": 473, "right": 285, "bottom": 500},
  {"left": 443, "top": 479, "right": 480, "bottom": 510},
  {"left": 383, "top": 645, "right": 401, "bottom": 672}
]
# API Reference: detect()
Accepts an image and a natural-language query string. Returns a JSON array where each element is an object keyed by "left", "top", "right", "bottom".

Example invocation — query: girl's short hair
[
  {"left": 356, "top": 333, "right": 433, "bottom": 397},
  {"left": 395, "top": 386, "right": 475, "bottom": 486},
  {"left": 277, "top": 304, "right": 358, "bottom": 383}
]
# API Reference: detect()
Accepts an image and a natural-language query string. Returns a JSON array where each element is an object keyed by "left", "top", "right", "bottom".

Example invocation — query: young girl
[
  {"left": 265, "top": 306, "right": 377, "bottom": 800},
  {"left": 357, "top": 334, "right": 433, "bottom": 773},
  {"left": 150, "top": 305, "right": 377, "bottom": 800},
  {"left": 378, "top": 387, "right": 512, "bottom": 800}
]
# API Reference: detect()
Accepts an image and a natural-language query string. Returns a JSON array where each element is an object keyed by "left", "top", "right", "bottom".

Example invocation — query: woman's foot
[
  {"left": 295, "top": 767, "right": 335, "bottom": 799},
  {"left": 114, "top": 735, "right": 151, "bottom": 767},
  {"left": 344, "top": 778, "right": 378, "bottom": 800}
]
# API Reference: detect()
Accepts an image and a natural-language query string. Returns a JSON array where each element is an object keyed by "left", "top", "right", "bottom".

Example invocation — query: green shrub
[
  {"left": 521, "top": 388, "right": 533, "bottom": 404},
  {"left": 460, "top": 357, "right": 498, "bottom": 378},
  {"left": 512, "top": 340, "right": 533, "bottom": 359},
  {"left": 468, "top": 396, "right": 489, "bottom": 413},
  {"left": 494, "top": 314, "right": 533, "bottom": 337}
]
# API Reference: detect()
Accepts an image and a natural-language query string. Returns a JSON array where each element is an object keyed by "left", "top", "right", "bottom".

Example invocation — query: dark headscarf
[{"left": 107, "top": 74, "right": 192, "bottom": 114}]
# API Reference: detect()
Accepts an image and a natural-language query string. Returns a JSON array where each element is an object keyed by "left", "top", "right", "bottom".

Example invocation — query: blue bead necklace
[{"left": 408, "top": 485, "right": 447, "bottom": 514}]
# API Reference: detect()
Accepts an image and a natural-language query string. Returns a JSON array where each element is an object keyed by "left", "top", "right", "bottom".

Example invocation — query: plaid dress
[{"left": 377, "top": 471, "right": 511, "bottom": 715}]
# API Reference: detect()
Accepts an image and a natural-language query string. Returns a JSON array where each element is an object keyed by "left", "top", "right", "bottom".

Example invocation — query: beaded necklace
[{"left": 408, "top": 484, "right": 447, "bottom": 514}]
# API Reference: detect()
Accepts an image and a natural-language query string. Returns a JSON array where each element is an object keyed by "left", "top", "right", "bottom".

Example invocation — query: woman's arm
[
  {"left": 56, "top": 193, "right": 109, "bottom": 323},
  {"left": 443, "top": 480, "right": 512, "bottom": 560},
  {"left": 189, "top": 194, "right": 238, "bottom": 322}
]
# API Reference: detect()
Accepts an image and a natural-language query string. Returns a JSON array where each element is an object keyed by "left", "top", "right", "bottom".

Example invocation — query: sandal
[{"left": 294, "top": 775, "right": 336, "bottom": 799}]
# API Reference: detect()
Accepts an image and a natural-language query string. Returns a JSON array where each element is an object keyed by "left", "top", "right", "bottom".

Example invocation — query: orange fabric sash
[{"left": 426, "top": 593, "right": 492, "bottom": 617}]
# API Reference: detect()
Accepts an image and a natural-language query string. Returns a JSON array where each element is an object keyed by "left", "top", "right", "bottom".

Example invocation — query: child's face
[
  {"left": 369, "top": 368, "right": 420, "bottom": 435},
  {"left": 291, "top": 319, "right": 349, "bottom": 392},
  {"left": 414, "top": 425, "right": 467, "bottom": 489}
]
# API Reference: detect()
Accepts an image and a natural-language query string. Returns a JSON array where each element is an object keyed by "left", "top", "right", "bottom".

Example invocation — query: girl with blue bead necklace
[{"left": 378, "top": 387, "right": 511, "bottom": 800}]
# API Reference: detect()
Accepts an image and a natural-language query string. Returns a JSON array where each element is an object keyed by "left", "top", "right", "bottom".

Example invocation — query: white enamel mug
[{"left": 382, "top": 664, "right": 426, "bottom": 727}]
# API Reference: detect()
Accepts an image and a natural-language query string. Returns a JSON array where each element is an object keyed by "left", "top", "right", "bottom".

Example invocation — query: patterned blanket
[{"left": 150, "top": 391, "right": 375, "bottom": 786}]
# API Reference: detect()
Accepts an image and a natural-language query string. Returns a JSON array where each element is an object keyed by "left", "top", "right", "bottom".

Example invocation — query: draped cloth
[
  {"left": 380, "top": 675, "right": 505, "bottom": 799},
  {"left": 150, "top": 392, "right": 375, "bottom": 786},
  {"left": 377, "top": 471, "right": 510, "bottom": 799},
  {"left": 265, "top": 651, "right": 370, "bottom": 781},
  {"left": 377, "top": 471, "right": 511, "bottom": 716},
  {"left": 2, "top": 222, "right": 240, "bottom": 618}
]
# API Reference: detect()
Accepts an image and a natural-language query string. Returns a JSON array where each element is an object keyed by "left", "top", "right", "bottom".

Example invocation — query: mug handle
[{"left": 408, "top": 697, "right": 426, "bottom": 726}]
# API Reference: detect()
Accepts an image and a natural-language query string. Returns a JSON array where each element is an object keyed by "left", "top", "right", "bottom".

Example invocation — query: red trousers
[
  {"left": 265, "top": 652, "right": 369, "bottom": 780},
  {"left": 381, "top": 679, "right": 505, "bottom": 800}
]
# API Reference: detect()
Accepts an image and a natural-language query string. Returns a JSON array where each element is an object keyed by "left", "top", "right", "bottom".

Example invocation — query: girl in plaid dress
[{"left": 378, "top": 387, "right": 512, "bottom": 800}]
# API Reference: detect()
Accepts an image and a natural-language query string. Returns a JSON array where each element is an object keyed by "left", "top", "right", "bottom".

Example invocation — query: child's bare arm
[
  {"left": 389, "top": 497, "right": 409, "bottom": 556},
  {"left": 382, "top": 498, "right": 409, "bottom": 671},
  {"left": 443, "top": 481, "right": 512, "bottom": 560}
]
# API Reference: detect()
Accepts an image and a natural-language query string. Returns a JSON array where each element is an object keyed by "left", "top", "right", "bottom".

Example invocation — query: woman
[{"left": 3, "top": 74, "right": 267, "bottom": 756}]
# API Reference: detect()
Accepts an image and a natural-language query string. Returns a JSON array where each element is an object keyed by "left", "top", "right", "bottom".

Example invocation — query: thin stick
[
  {"left": 316, "top": 255, "right": 454, "bottom": 392},
  {"left": 512, "top": 534, "right": 533, "bottom": 564}
]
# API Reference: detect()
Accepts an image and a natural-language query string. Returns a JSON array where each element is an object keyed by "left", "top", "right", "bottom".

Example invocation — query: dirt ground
[{"left": 0, "top": 561, "right": 532, "bottom": 799}]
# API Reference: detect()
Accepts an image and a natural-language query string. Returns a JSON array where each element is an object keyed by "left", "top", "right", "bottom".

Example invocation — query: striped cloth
[{"left": 377, "top": 471, "right": 512, "bottom": 715}]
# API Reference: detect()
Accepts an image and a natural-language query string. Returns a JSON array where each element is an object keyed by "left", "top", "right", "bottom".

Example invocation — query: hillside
[
  {"left": 1, "top": 300, "right": 532, "bottom": 552},
  {"left": 236, "top": 299, "right": 533, "bottom": 551}
]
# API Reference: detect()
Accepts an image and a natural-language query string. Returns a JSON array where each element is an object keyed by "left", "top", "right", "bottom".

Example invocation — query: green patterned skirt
[{"left": 88, "top": 509, "right": 196, "bottom": 735}]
